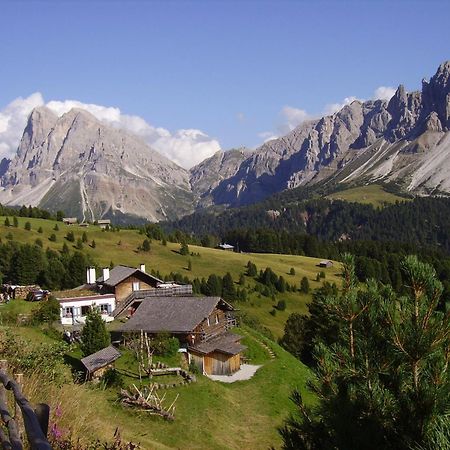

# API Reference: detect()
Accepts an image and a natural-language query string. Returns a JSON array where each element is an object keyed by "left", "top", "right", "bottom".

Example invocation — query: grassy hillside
[
  {"left": 326, "top": 184, "right": 407, "bottom": 207},
  {"left": 0, "top": 307, "right": 314, "bottom": 449},
  {"left": 0, "top": 216, "right": 341, "bottom": 338}
]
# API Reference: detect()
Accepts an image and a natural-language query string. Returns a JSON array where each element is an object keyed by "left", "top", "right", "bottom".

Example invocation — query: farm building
[
  {"left": 117, "top": 296, "right": 245, "bottom": 375},
  {"left": 97, "top": 219, "right": 111, "bottom": 229},
  {"left": 95, "top": 265, "right": 164, "bottom": 305},
  {"left": 217, "top": 243, "right": 234, "bottom": 251},
  {"left": 81, "top": 345, "right": 121, "bottom": 380},
  {"left": 62, "top": 217, "right": 77, "bottom": 225},
  {"left": 57, "top": 294, "right": 116, "bottom": 325},
  {"left": 319, "top": 260, "right": 334, "bottom": 268}
]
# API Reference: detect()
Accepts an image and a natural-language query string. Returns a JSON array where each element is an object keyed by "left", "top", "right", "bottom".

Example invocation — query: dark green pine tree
[
  {"left": 80, "top": 308, "right": 111, "bottom": 357},
  {"left": 300, "top": 276, "right": 310, "bottom": 293},
  {"left": 222, "top": 272, "right": 236, "bottom": 301},
  {"left": 205, "top": 274, "right": 222, "bottom": 296},
  {"left": 280, "top": 254, "right": 450, "bottom": 450}
]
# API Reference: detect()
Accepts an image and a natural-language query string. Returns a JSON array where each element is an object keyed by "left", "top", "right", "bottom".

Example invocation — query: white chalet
[{"left": 58, "top": 294, "right": 116, "bottom": 325}]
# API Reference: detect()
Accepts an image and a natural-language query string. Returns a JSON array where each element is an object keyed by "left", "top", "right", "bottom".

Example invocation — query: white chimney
[
  {"left": 86, "top": 267, "right": 91, "bottom": 284},
  {"left": 139, "top": 263, "right": 146, "bottom": 273},
  {"left": 89, "top": 267, "right": 97, "bottom": 284},
  {"left": 103, "top": 267, "right": 110, "bottom": 281}
]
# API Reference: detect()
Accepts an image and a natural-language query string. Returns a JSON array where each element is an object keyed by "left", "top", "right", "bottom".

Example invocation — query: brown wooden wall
[
  {"left": 194, "top": 307, "right": 228, "bottom": 342},
  {"left": 115, "top": 275, "right": 157, "bottom": 304},
  {"left": 198, "top": 352, "right": 241, "bottom": 375}
]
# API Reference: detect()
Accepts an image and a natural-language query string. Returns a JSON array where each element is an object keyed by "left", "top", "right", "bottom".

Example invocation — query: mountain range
[{"left": 1, "top": 61, "right": 450, "bottom": 221}]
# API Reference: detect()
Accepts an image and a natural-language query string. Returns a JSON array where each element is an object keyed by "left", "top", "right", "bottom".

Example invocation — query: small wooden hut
[{"left": 81, "top": 345, "right": 121, "bottom": 380}]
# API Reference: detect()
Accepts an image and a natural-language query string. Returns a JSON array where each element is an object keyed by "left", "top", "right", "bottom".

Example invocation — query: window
[
  {"left": 215, "top": 314, "right": 219, "bottom": 324},
  {"left": 132, "top": 281, "right": 140, "bottom": 291},
  {"left": 63, "top": 307, "right": 73, "bottom": 318},
  {"left": 207, "top": 317, "right": 210, "bottom": 326},
  {"left": 99, "top": 304, "right": 109, "bottom": 314}
]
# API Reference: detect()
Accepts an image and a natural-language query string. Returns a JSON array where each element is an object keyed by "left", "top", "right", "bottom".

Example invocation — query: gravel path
[{"left": 207, "top": 364, "right": 262, "bottom": 383}]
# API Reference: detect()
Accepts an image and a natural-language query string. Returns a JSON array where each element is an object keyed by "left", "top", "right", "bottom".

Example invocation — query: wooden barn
[
  {"left": 117, "top": 296, "right": 245, "bottom": 376},
  {"left": 96, "top": 265, "right": 163, "bottom": 305},
  {"left": 81, "top": 345, "right": 121, "bottom": 380}
]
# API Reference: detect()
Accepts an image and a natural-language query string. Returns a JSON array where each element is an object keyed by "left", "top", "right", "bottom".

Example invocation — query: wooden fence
[{"left": 0, "top": 360, "right": 52, "bottom": 450}]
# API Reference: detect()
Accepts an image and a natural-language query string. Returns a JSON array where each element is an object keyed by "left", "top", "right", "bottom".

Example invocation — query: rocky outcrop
[
  {"left": 201, "top": 61, "right": 450, "bottom": 206},
  {"left": 0, "top": 107, "right": 194, "bottom": 222}
]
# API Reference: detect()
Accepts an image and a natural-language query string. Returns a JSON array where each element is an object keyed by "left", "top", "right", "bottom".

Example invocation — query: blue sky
[{"left": 0, "top": 0, "right": 449, "bottom": 167}]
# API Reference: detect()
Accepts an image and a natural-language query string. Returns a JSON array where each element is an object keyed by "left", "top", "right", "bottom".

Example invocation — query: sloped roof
[
  {"left": 81, "top": 345, "right": 121, "bottom": 373},
  {"left": 190, "top": 332, "right": 246, "bottom": 356},
  {"left": 96, "top": 265, "right": 163, "bottom": 287},
  {"left": 117, "top": 296, "right": 234, "bottom": 334}
]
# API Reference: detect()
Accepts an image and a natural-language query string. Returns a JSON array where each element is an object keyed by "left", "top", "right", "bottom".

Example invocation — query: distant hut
[
  {"left": 97, "top": 219, "right": 111, "bottom": 230},
  {"left": 81, "top": 345, "right": 121, "bottom": 380},
  {"left": 319, "top": 260, "right": 333, "bottom": 268},
  {"left": 217, "top": 243, "right": 234, "bottom": 251},
  {"left": 62, "top": 217, "right": 78, "bottom": 225}
]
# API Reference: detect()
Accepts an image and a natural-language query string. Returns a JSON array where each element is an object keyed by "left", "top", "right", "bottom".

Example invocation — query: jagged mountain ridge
[
  {"left": 190, "top": 61, "right": 450, "bottom": 206},
  {"left": 0, "top": 107, "right": 194, "bottom": 222},
  {"left": 1, "top": 61, "right": 450, "bottom": 222}
]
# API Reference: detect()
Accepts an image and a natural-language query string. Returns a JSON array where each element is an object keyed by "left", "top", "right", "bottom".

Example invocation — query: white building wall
[{"left": 59, "top": 296, "right": 116, "bottom": 325}]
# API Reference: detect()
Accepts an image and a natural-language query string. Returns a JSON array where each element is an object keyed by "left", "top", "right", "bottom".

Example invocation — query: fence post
[{"left": 14, "top": 373, "right": 24, "bottom": 440}]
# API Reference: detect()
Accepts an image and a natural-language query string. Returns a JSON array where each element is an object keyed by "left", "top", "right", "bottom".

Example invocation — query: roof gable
[
  {"left": 96, "top": 265, "right": 163, "bottom": 287},
  {"left": 81, "top": 345, "right": 121, "bottom": 372},
  {"left": 118, "top": 296, "right": 234, "bottom": 334}
]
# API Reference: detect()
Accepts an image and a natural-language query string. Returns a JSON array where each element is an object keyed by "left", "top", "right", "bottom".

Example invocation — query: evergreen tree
[
  {"left": 66, "top": 231, "right": 75, "bottom": 242},
  {"left": 280, "top": 255, "right": 450, "bottom": 450},
  {"left": 61, "top": 242, "right": 69, "bottom": 254},
  {"left": 82, "top": 231, "right": 88, "bottom": 243},
  {"left": 246, "top": 261, "right": 257, "bottom": 277},
  {"left": 53, "top": 223, "right": 59, "bottom": 231},
  {"left": 300, "top": 276, "right": 310, "bottom": 294},
  {"left": 239, "top": 273, "right": 245, "bottom": 285},
  {"left": 290, "top": 267, "right": 296, "bottom": 276},
  {"left": 142, "top": 239, "right": 151, "bottom": 252},
  {"left": 49, "top": 234, "right": 57, "bottom": 242},
  {"left": 205, "top": 274, "right": 222, "bottom": 296},
  {"left": 76, "top": 238, "right": 83, "bottom": 250},
  {"left": 24, "top": 221, "right": 31, "bottom": 231},
  {"left": 91, "top": 240, "right": 96, "bottom": 248},
  {"left": 179, "top": 242, "right": 189, "bottom": 255},
  {"left": 4, "top": 217, "right": 10, "bottom": 227},
  {"left": 12, "top": 216, "right": 18, "bottom": 228},
  {"left": 187, "top": 259, "right": 192, "bottom": 271},
  {"left": 80, "top": 308, "right": 111, "bottom": 357},
  {"left": 38, "top": 227, "right": 43, "bottom": 234},
  {"left": 222, "top": 272, "right": 236, "bottom": 301},
  {"left": 56, "top": 211, "right": 64, "bottom": 222}
]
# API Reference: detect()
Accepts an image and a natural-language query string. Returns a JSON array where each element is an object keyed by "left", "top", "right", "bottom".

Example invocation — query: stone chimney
[
  {"left": 103, "top": 267, "right": 110, "bottom": 281},
  {"left": 139, "top": 263, "right": 146, "bottom": 273}
]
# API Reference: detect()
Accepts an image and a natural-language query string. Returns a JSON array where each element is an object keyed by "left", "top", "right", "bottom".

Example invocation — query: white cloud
[
  {"left": 258, "top": 131, "right": 279, "bottom": 143},
  {"left": 260, "top": 85, "right": 396, "bottom": 145},
  {"left": 372, "top": 86, "right": 396, "bottom": 101},
  {"left": 0, "top": 94, "right": 220, "bottom": 169},
  {"left": 0, "top": 93, "right": 45, "bottom": 160},
  {"left": 323, "top": 96, "right": 360, "bottom": 115}
]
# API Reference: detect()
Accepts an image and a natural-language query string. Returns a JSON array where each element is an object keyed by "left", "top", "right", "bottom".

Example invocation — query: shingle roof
[
  {"left": 117, "top": 296, "right": 234, "bottom": 334},
  {"left": 96, "top": 265, "right": 163, "bottom": 287},
  {"left": 81, "top": 345, "right": 121, "bottom": 373},
  {"left": 190, "top": 332, "right": 246, "bottom": 356}
]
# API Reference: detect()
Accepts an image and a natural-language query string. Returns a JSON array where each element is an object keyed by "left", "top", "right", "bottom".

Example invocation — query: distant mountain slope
[
  {"left": 197, "top": 61, "right": 450, "bottom": 206},
  {"left": 0, "top": 107, "right": 194, "bottom": 222}
]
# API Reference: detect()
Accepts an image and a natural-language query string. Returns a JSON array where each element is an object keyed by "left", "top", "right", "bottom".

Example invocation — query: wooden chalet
[
  {"left": 319, "top": 260, "right": 334, "bottom": 268},
  {"left": 81, "top": 345, "right": 121, "bottom": 380},
  {"left": 117, "top": 296, "right": 245, "bottom": 376},
  {"left": 62, "top": 217, "right": 77, "bottom": 225},
  {"left": 97, "top": 219, "right": 111, "bottom": 229},
  {"left": 96, "top": 265, "right": 164, "bottom": 305}
]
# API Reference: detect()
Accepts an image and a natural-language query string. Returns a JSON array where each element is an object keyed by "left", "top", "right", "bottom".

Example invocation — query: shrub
[
  {"left": 32, "top": 297, "right": 61, "bottom": 325},
  {"left": 38, "top": 226, "right": 43, "bottom": 233},
  {"left": 49, "top": 233, "right": 57, "bottom": 242},
  {"left": 151, "top": 332, "right": 179, "bottom": 357},
  {"left": 13, "top": 216, "right": 18, "bottom": 227},
  {"left": 300, "top": 276, "right": 310, "bottom": 294},
  {"left": 269, "top": 309, "right": 277, "bottom": 316},
  {"left": 141, "top": 239, "right": 151, "bottom": 252},
  {"left": 91, "top": 240, "right": 96, "bottom": 248},
  {"left": 35, "top": 238, "right": 43, "bottom": 248},
  {"left": 276, "top": 299, "right": 287, "bottom": 311},
  {"left": 101, "top": 368, "right": 124, "bottom": 389},
  {"left": 290, "top": 267, "right": 296, "bottom": 276},
  {"left": 24, "top": 221, "right": 31, "bottom": 231},
  {"left": 66, "top": 231, "right": 75, "bottom": 242},
  {"left": 53, "top": 223, "right": 59, "bottom": 231}
]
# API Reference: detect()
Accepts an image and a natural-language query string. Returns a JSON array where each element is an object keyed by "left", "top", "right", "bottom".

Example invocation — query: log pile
[{"left": 120, "top": 384, "right": 178, "bottom": 421}]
